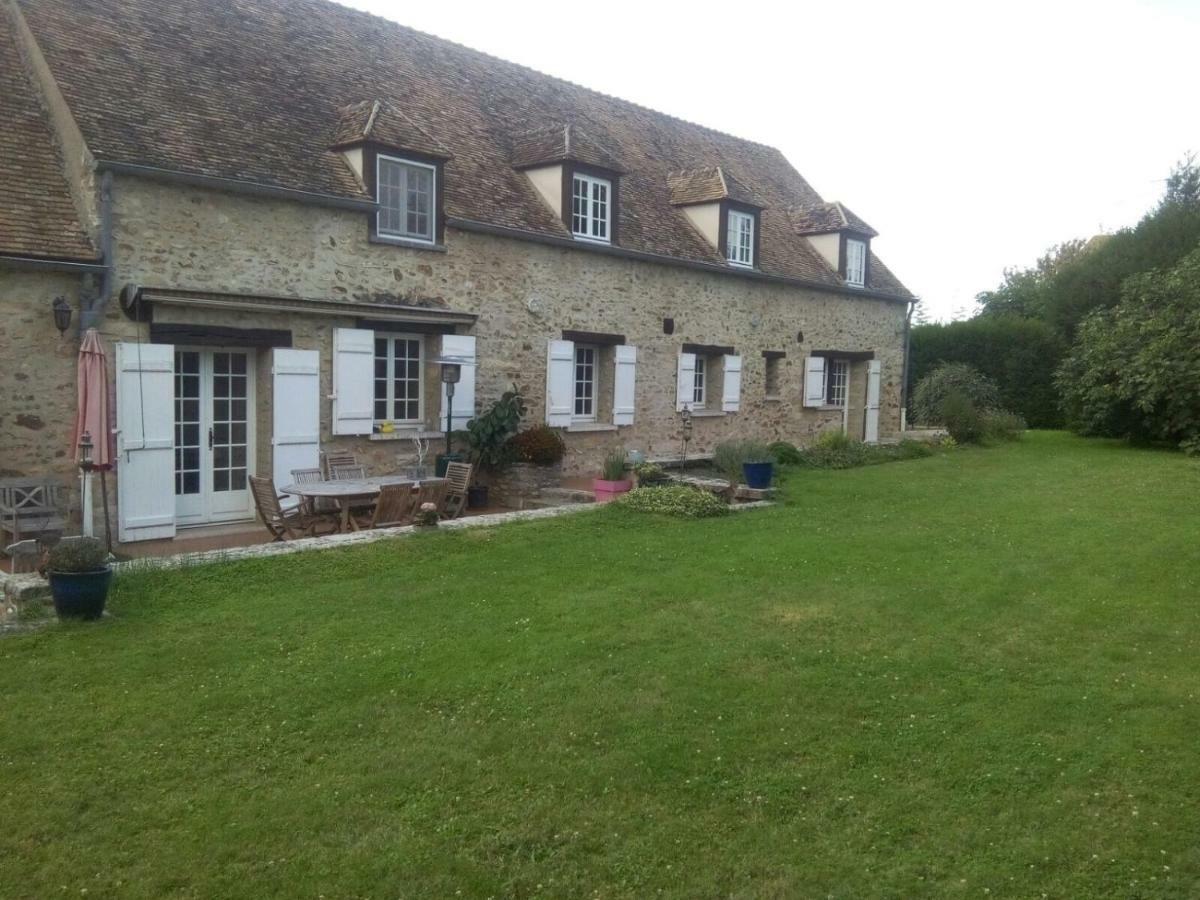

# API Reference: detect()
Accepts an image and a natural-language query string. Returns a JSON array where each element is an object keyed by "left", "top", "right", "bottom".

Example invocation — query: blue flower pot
[
  {"left": 742, "top": 461, "right": 774, "bottom": 490},
  {"left": 48, "top": 568, "right": 113, "bottom": 621}
]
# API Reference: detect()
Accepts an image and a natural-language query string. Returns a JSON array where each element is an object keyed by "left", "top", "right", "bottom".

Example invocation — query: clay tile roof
[
  {"left": 16, "top": 0, "right": 909, "bottom": 297},
  {"left": 510, "top": 123, "right": 623, "bottom": 173},
  {"left": 790, "top": 201, "right": 879, "bottom": 238},
  {"left": 331, "top": 98, "right": 450, "bottom": 158},
  {"left": 0, "top": 11, "right": 96, "bottom": 262},
  {"left": 666, "top": 166, "right": 759, "bottom": 207}
]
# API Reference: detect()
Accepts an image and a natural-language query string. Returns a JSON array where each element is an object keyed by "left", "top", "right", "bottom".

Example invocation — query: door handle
[{"left": 208, "top": 427, "right": 214, "bottom": 450}]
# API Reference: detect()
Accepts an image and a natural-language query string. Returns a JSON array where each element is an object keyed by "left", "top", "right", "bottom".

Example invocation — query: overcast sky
[{"left": 343, "top": 0, "right": 1198, "bottom": 320}]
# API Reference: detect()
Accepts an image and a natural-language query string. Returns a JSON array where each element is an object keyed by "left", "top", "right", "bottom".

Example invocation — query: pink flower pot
[{"left": 593, "top": 478, "right": 632, "bottom": 503}]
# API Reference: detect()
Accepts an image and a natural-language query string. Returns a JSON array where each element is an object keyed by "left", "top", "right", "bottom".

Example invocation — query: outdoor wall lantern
[
  {"left": 438, "top": 360, "right": 463, "bottom": 454},
  {"left": 52, "top": 296, "right": 72, "bottom": 335}
]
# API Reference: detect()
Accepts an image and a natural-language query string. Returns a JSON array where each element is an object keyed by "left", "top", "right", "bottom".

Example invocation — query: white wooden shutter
[
  {"left": 804, "top": 356, "right": 827, "bottom": 407},
  {"left": 332, "top": 327, "right": 374, "bottom": 435},
  {"left": 439, "top": 334, "right": 477, "bottom": 430},
  {"left": 721, "top": 354, "right": 742, "bottom": 412},
  {"left": 676, "top": 352, "right": 697, "bottom": 411},
  {"left": 612, "top": 345, "right": 637, "bottom": 426},
  {"left": 115, "top": 342, "right": 176, "bottom": 542},
  {"left": 545, "top": 339, "right": 574, "bottom": 427},
  {"left": 272, "top": 349, "right": 320, "bottom": 495},
  {"left": 865, "top": 359, "right": 882, "bottom": 444}
]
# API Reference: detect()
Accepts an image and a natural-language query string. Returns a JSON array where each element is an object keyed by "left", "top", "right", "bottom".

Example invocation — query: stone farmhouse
[{"left": 0, "top": 0, "right": 915, "bottom": 547}]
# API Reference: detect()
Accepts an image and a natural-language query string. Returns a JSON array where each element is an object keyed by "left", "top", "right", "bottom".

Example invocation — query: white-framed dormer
[
  {"left": 725, "top": 207, "right": 756, "bottom": 268},
  {"left": 375, "top": 153, "right": 438, "bottom": 246},
  {"left": 570, "top": 171, "right": 612, "bottom": 244},
  {"left": 844, "top": 236, "right": 867, "bottom": 287}
]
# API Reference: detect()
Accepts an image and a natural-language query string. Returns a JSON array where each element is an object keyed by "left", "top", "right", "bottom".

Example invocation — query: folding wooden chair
[
  {"left": 322, "top": 452, "right": 358, "bottom": 479},
  {"left": 441, "top": 461, "right": 473, "bottom": 519},
  {"left": 250, "top": 475, "right": 329, "bottom": 541},
  {"left": 369, "top": 482, "right": 418, "bottom": 528}
]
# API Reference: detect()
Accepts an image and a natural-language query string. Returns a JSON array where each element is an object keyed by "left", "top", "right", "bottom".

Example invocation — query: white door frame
[{"left": 174, "top": 347, "right": 257, "bottom": 527}]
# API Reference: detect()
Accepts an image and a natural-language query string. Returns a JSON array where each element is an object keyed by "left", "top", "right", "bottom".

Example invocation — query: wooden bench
[{"left": 0, "top": 478, "right": 69, "bottom": 547}]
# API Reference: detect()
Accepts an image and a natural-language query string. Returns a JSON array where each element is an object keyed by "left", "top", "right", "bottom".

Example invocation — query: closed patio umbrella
[{"left": 72, "top": 328, "right": 114, "bottom": 547}]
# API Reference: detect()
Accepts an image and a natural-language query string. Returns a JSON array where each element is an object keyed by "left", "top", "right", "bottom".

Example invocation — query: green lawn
[{"left": 3, "top": 432, "right": 1199, "bottom": 898}]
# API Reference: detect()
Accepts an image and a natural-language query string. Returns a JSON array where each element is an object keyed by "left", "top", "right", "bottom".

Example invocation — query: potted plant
[
  {"left": 42, "top": 537, "right": 113, "bottom": 621},
  {"left": 462, "top": 385, "right": 526, "bottom": 508},
  {"left": 413, "top": 502, "right": 440, "bottom": 530},
  {"left": 593, "top": 450, "right": 632, "bottom": 502},
  {"left": 740, "top": 441, "right": 775, "bottom": 489}
]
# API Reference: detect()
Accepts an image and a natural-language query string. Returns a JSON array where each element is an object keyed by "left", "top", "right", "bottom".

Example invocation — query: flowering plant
[{"left": 414, "top": 502, "right": 439, "bottom": 527}]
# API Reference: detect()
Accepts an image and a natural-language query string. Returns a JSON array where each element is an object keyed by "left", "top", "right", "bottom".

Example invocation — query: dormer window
[
  {"left": 571, "top": 172, "right": 611, "bottom": 243},
  {"left": 845, "top": 237, "right": 867, "bottom": 287},
  {"left": 377, "top": 154, "right": 436, "bottom": 243},
  {"left": 726, "top": 209, "right": 755, "bottom": 267}
]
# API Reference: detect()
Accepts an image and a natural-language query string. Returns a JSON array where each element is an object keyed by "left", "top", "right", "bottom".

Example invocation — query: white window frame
[
  {"left": 376, "top": 153, "right": 437, "bottom": 244},
  {"left": 373, "top": 333, "right": 425, "bottom": 425},
  {"left": 726, "top": 209, "right": 755, "bottom": 267},
  {"left": 845, "top": 238, "right": 867, "bottom": 287},
  {"left": 693, "top": 355, "right": 707, "bottom": 409},
  {"left": 827, "top": 358, "right": 849, "bottom": 407},
  {"left": 573, "top": 344, "right": 598, "bottom": 422},
  {"left": 571, "top": 173, "right": 612, "bottom": 243}
]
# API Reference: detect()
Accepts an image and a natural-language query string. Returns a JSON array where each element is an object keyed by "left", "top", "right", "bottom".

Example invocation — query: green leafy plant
[
  {"left": 600, "top": 451, "right": 628, "bottom": 482},
  {"left": 633, "top": 462, "right": 671, "bottom": 486},
  {"left": 618, "top": 484, "right": 729, "bottom": 518},
  {"left": 44, "top": 537, "right": 110, "bottom": 573},
  {"left": 982, "top": 410, "right": 1027, "bottom": 442},
  {"left": 507, "top": 425, "right": 566, "bottom": 465},
  {"left": 462, "top": 384, "right": 526, "bottom": 470},
  {"left": 768, "top": 441, "right": 802, "bottom": 465},
  {"left": 413, "top": 503, "right": 439, "bottom": 527},
  {"left": 711, "top": 441, "right": 744, "bottom": 485},
  {"left": 741, "top": 441, "right": 773, "bottom": 464},
  {"left": 912, "top": 363, "right": 1001, "bottom": 426},
  {"left": 940, "top": 391, "right": 984, "bottom": 444}
]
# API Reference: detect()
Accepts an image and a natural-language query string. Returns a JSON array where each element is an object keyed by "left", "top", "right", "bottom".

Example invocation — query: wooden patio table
[{"left": 280, "top": 475, "right": 446, "bottom": 533}]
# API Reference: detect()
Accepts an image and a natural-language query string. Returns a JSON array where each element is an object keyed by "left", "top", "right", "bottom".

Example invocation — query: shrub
[
  {"left": 600, "top": 451, "right": 628, "bottom": 481},
  {"left": 768, "top": 441, "right": 802, "bottom": 465},
  {"left": 908, "top": 317, "right": 1065, "bottom": 427},
  {"left": 618, "top": 485, "right": 729, "bottom": 518},
  {"left": 814, "top": 429, "right": 854, "bottom": 451},
  {"left": 44, "top": 537, "right": 109, "bottom": 573},
  {"left": 940, "top": 391, "right": 984, "bottom": 444},
  {"left": 507, "top": 425, "right": 566, "bottom": 465},
  {"left": 982, "top": 410, "right": 1027, "bottom": 442},
  {"left": 799, "top": 433, "right": 870, "bottom": 469},
  {"left": 712, "top": 440, "right": 774, "bottom": 483},
  {"left": 463, "top": 385, "right": 526, "bottom": 470},
  {"left": 633, "top": 462, "right": 671, "bottom": 486},
  {"left": 912, "top": 363, "right": 1001, "bottom": 426}
]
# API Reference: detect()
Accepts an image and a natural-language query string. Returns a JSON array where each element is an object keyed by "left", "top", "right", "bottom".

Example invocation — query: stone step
[{"left": 540, "top": 487, "right": 596, "bottom": 504}]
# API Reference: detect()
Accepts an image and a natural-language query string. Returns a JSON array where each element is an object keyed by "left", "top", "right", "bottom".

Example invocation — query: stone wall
[
  {"left": 107, "top": 176, "right": 907, "bottom": 474},
  {"left": 2, "top": 173, "right": 908, "bottom": 542},
  {"left": 485, "top": 462, "right": 563, "bottom": 509}
]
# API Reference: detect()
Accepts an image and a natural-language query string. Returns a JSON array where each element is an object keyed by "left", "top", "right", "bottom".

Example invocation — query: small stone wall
[{"left": 485, "top": 462, "right": 563, "bottom": 509}]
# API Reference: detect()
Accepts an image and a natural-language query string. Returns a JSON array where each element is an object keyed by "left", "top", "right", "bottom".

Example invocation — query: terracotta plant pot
[{"left": 593, "top": 478, "right": 632, "bottom": 503}]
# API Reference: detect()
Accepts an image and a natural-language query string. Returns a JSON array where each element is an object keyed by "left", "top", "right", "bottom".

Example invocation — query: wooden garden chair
[
  {"left": 441, "top": 461, "right": 473, "bottom": 519},
  {"left": 322, "top": 451, "right": 358, "bottom": 479},
  {"left": 368, "top": 482, "right": 418, "bottom": 529},
  {"left": 330, "top": 464, "right": 367, "bottom": 480},
  {"left": 250, "top": 475, "right": 330, "bottom": 541},
  {"left": 290, "top": 467, "right": 338, "bottom": 517},
  {"left": 415, "top": 480, "right": 447, "bottom": 514}
]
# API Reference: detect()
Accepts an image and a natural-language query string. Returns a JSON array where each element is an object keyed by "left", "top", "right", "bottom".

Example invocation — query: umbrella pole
[{"left": 100, "top": 470, "right": 113, "bottom": 554}]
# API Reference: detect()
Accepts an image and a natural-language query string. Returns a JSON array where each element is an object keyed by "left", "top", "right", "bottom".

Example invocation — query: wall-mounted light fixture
[{"left": 52, "top": 296, "right": 72, "bottom": 335}]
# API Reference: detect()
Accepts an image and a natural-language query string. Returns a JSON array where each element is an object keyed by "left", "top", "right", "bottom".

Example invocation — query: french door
[{"left": 174, "top": 348, "right": 256, "bottom": 525}]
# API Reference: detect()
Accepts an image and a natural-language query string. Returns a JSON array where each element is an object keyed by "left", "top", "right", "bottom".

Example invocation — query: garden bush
[
  {"left": 618, "top": 485, "right": 729, "bottom": 518},
  {"left": 912, "top": 363, "right": 1001, "bottom": 426},
  {"left": 712, "top": 440, "right": 773, "bottom": 484},
  {"left": 939, "top": 391, "right": 985, "bottom": 444},
  {"left": 507, "top": 424, "right": 566, "bottom": 465},
  {"left": 790, "top": 434, "right": 936, "bottom": 469},
  {"left": 981, "top": 409, "right": 1027, "bottom": 442},
  {"left": 768, "top": 441, "right": 802, "bottom": 465},
  {"left": 632, "top": 462, "right": 671, "bottom": 486}
]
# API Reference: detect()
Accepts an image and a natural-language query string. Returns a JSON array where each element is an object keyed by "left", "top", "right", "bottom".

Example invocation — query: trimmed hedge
[{"left": 909, "top": 317, "right": 1064, "bottom": 427}]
